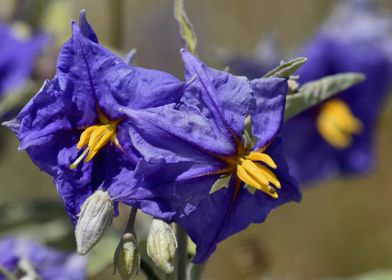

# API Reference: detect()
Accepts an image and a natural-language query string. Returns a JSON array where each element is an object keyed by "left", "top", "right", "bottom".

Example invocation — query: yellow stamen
[
  {"left": 69, "top": 111, "right": 121, "bottom": 169},
  {"left": 236, "top": 152, "right": 280, "bottom": 199},
  {"left": 84, "top": 125, "right": 114, "bottom": 161},
  {"left": 317, "top": 99, "right": 363, "bottom": 149},
  {"left": 245, "top": 151, "right": 277, "bottom": 169},
  {"left": 77, "top": 125, "right": 100, "bottom": 149},
  {"left": 240, "top": 159, "right": 269, "bottom": 186},
  {"left": 237, "top": 165, "right": 276, "bottom": 198},
  {"left": 255, "top": 163, "right": 281, "bottom": 189}
]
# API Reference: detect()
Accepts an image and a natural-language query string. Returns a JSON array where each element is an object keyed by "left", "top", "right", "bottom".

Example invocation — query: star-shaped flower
[
  {"left": 122, "top": 49, "right": 301, "bottom": 263},
  {"left": 4, "top": 11, "right": 184, "bottom": 224}
]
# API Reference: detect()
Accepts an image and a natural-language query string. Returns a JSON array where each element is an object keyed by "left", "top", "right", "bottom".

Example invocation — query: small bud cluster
[{"left": 75, "top": 191, "right": 178, "bottom": 279}]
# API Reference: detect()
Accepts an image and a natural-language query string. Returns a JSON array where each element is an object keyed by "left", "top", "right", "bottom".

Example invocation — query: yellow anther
[
  {"left": 237, "top": 165, "right": 276, "bottom": 198},
  {"left": 255, "top": 163, "right": 281, "bottom": 189},
  {"left": 240, "top": 159, "right": 269, "bottom": 186},
  {"left": 245, "top": 151, "right": 277, "bottom": 169},
  {"left": 84, "top": 124, "right": 115, "bottom": 162},
  {"left": 77, "top": 125, "right": 100, "bottom": 149},
  {"left": 236, "top": 154, "right": 280, "bottom": 199},
  {"left": 317, "top": 99, "right": 363, "bottom": 149},
  {"left": 69, "top": 111, "right": 121, "bottom": 169}
]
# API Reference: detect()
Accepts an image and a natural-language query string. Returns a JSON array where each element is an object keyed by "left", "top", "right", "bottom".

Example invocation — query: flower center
[
  {"left": 210, "top": 148, "right": 281, "bottom": 199},
  {"left": 316, "top": 99, "right": 363, "bottom": 149},
  {"left": 236, "top": 151, "right": 281, "bottom": 198},
  {"left": 70, "top": 111, "right": 121, "bottom": 169}
]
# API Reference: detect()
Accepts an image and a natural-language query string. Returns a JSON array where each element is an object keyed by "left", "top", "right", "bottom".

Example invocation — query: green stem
[
  {"left": 110, "top": 0, "right": 124, "bottom": 49},
  {"left": 125, "top": 207, "right": 137, "bottom": 233},
  {"left": 140, "top": 258, "right": 160, "bottom": 280},
  {"left": 187, "top": 263, "right": 205, "bottom": 280},
  {"left": 176, "top": 224, "right": 188, "bottom": 280}
]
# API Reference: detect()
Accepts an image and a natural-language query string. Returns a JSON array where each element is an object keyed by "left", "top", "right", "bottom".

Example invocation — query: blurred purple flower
[
  {"left": 122, "top": 49, "right": 301, "bottom": 263},
  {"left": 0, "top": 23, "right": 46, "bottom": 98},
  {"left": 3, "top": 11, "right": 184, "bottom": 224},
  {"left": 282, "top": 0, "right": 392, "bottom": 183},
  {"left": 227, "top": 0, "right": 392, "bottom": 184},
  {"left": 228, "top": 34, "right": 280, "bottom": 79},
  {"left": 0, "top": 237, "right": 85, "bottom": 280}
]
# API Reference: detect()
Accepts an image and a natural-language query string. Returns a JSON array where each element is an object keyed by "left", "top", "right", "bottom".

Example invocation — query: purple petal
[
  {"left": 181, "top": 49, "right": 253, "bottom": 140},
  {"left": 249, "top": 77, "right": 287, "bottom": 149},
  {"left": 175, "top": 139, "right": 300, "bottom": 263}
]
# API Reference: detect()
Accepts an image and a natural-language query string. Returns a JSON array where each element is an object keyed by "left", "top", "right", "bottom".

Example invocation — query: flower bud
[
  {"left": 75, "top": 190, "right": 113, "bottom": 255},
  {"left": 113, "top": 232, "right": 140, "bottom": 280},
  {"left": 288, "top": 78, "right": 299, "bottom": 94},
  {"left": 147, "top": 219, "right": 177, "bottom": 274}
]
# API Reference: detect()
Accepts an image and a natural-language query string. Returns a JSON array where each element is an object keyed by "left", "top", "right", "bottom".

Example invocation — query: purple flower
[
  {"left": 281, "top": 0, "right": 392, "bottom": 183},
  {"left": 3, "top": 11, "right": 184, "bottom": 224},
  {"left": 0, "top": 237, "right": 86, "bottom": 280},
  {"left": 122, "top": 49, "right": 301, "bottom": 263},
  {"left": 0, "top": 23, "right": 46, "bottom": 98}
]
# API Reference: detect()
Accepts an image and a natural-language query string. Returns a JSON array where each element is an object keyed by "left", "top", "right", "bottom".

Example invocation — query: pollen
[
  {"left": 70, "top": 111, "right": 121, "bottom": 169},
  {"left": 316, "top": 99, "right": 363, "bottom": 149},
  {"left": 236, "top": 151, "right": 281, "bottom": 199}
]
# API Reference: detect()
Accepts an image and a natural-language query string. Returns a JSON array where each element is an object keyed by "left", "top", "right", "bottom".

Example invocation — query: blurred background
[{"left": 1, "top": 0, "right": 392, "bottom": 279}]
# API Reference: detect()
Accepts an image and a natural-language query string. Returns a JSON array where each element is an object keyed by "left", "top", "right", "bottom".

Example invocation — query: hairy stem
[{"left": 176, "top": 224, "right": 188, "bottom": 280}]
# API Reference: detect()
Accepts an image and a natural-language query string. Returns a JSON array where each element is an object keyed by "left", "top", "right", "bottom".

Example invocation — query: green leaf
[
  {"left": 264, "top": 57, "right": 307, "bottom": 78},
  {"left": 174, "top": 0, "right": 198, "bottom": 54},
  {"left": 284, "top": 72, "right": 366, "bottom": 120}
]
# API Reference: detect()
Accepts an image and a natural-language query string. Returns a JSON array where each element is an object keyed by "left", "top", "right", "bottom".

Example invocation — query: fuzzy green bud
[
  {"left": 75, "top": 190, "right": 113, "bottom": 255},
  {"left": 114, "top": 232, "right": 140, "bottom": 280},
  {"left": 147, "top": 219, "right": 177, "bottom": 274}
]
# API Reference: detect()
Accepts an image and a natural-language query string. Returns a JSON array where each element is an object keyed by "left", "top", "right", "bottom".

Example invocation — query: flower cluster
[
  {"left": 4, "top": 11, "right": 300, "bottom": 265},
  {"left": 0, "top": 237, "right": 85, "bottom": 280}
]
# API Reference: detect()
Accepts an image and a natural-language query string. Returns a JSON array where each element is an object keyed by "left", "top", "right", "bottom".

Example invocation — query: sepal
[{"left": 284, "top": 72, "right": 365, "bottom": 120}]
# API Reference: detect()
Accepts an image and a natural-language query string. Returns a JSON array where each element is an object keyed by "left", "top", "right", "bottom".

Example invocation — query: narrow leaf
[
  {"left": 174, "top": 0, "right": 198, "bottom": 54},
  {"left": 264, "top": 57, "right": 307, "bottom": 78},
  {"left": 284, "top": 72, "right": 366, "bottom": 120}
]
